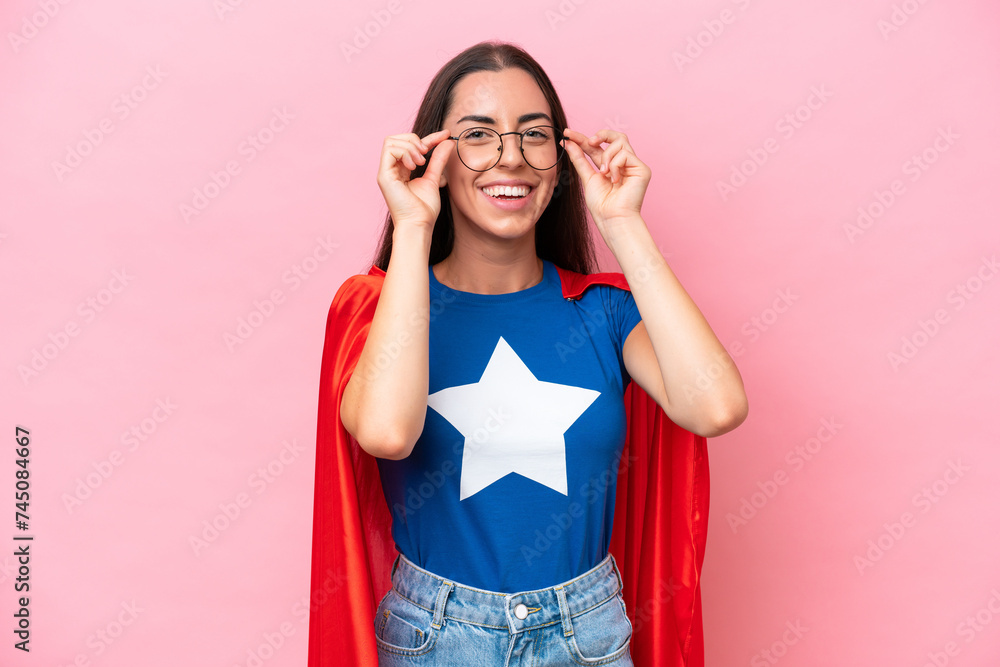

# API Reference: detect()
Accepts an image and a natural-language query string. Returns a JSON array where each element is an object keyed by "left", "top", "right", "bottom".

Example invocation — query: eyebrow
[{"left": 455, "top": 112, "right": 553, "bottom": 125}]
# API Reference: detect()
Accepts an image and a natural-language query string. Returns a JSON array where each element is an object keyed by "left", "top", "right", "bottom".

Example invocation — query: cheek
[{"left": 538, "top": 174, "right": 559, "bottom": 206}]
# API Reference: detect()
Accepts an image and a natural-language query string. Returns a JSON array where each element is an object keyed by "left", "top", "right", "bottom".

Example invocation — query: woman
[{"left": 309, "top": 41, "right": 748, "bottom": 666}]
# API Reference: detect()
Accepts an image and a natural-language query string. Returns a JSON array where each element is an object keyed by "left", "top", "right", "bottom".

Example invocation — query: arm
[
  {"left": 560, "top": 127, "right": 747, "bottom": 438},
  {"left": 611, "top": 221, "right": 748, "bottom": 438},
  {"left": 340, "top": 129, "right": 455, "bottom": 459},
  {"left": 340, "top": 226, "right": 432, "bottom": 459}
]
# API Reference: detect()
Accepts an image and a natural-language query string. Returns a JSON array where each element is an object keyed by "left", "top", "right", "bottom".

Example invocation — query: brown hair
[{"left": 371, "top": 40, "right": 597, "bottom": 275}]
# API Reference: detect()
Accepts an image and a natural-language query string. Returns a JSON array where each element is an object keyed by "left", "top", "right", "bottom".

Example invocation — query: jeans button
[{"left": 513, "top": 603, "right": 528, "bottom": 620}]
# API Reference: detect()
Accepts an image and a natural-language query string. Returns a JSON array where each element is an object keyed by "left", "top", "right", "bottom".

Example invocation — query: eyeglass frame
[{"left": 446, "top": 125, "right": 566, "bottom": 172}]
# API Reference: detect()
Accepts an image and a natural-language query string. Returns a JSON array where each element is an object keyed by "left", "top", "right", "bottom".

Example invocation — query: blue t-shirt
[{"left": 376, "top": 259, "right": 643, "bottom": 593}]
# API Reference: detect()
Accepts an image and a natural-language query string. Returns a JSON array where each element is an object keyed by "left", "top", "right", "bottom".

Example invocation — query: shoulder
[{"left": 329, "top": 266, "right": 385, "bottom": 317}]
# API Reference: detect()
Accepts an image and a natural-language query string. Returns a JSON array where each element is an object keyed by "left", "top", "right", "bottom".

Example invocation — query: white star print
[{"left": 427, "top": 336, "right": 600, "bottom": 500}]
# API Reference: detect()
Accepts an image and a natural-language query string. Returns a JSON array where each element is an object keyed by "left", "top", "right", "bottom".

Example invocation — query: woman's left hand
[{"left": 561, "top": 128, "right": 651, "bottom": 232}]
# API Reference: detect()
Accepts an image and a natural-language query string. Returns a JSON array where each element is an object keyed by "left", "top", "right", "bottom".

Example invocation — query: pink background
[{"left": 3, "top": 0, "right": 999, "bottom": 665}]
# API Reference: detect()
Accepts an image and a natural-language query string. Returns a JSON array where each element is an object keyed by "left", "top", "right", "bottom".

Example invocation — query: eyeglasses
[{"left": 447, "top": 125, "right": 565, "bottom": 172}]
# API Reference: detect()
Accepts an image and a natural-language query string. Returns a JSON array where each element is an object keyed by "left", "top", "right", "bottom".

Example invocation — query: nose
[{"left": 496, "top": 132, "right": 527, "bottom": 169}]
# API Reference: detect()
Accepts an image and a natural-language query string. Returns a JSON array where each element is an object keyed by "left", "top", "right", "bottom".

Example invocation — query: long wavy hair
[{"left": 371, "top": 41, "right": 597, "bottom": 275}]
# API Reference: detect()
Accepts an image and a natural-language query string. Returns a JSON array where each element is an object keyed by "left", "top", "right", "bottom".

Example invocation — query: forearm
[
  {"left": 605, "top": 217, "right": 748, "bottom": 434},
  {"left": 341, "top": 225, "right": 432, "bottom": 459}
]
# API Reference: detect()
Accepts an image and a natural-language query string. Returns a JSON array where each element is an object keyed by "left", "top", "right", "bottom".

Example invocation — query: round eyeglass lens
[{"left": 456, "top": 126, "right": 563, "bottom": 171}]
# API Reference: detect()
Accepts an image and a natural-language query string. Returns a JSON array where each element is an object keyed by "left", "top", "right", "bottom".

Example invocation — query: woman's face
[{"left": 438, "top": 68, "right": 561, "bottom": 242}]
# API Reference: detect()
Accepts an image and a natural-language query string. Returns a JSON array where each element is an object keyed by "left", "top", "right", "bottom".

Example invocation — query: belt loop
[
  {"left": 554, "top": 586, "right": 574, "bottom": 638},
  {"left": 390, "top": 554, "right": 401, "bottom": 580},
  {"left": 609, "top": 553, "right": 623, "bottom": 594},
  {"left": 431, "top": 581, "right": 454, "bottom": 629}
]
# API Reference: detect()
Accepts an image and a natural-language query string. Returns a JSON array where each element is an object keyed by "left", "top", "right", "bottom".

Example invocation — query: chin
[{"left": 470, "top": 211, "right": 540, "bottom": 240}]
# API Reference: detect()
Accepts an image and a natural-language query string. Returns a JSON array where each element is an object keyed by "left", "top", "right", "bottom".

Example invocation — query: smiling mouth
[{"left": 480, "top": 185, "right": 532, "bottom": 200}]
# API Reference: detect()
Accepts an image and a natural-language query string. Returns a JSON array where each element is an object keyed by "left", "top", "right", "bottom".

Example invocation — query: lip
[
  {"left": 478, "top": 179, "right": 535, "bottom": 188},
  {"left": 478, "top": 183, "right": 535, "bottom": 211}
]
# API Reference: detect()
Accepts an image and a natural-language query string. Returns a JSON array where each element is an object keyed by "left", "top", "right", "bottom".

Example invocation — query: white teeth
[{"left": 482, "top": 185, "right": 529, "bottom": 198}]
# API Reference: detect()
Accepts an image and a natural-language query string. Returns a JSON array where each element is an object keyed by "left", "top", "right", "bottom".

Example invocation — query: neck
[{"left": 433, "top": 235, "right": 544, "bottom": 295}]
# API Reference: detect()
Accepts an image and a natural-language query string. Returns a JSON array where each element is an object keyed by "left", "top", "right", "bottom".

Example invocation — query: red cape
[{"left": 308, "top": 263, "right": 710, "bottom": 666}]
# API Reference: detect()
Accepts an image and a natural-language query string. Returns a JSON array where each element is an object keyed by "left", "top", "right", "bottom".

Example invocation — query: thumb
[
  {"left": 422, "top": 137, "right": 455, "bottom": 188},
  {"left": 562, "top": 137, "right": 596, "bottom": 180}
]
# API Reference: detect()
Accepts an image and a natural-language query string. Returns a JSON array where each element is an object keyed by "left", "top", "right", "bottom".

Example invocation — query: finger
[
  {"left": 400, "top": 150, "right": 416, "bottom": 172},
  {"left": 598, "top": 140, "right": 629, "bottom": 175},
  {"left": 610, "top": 152, "right": 627, "bottom": 183},
  {"left": 385, "top": 139, "right": 422, "bottom": 172},
  {"left": 421, "top": 135, "right": 455, "bottom": 186},
  {"left": 402, "top": 133, "right": 428, "bottom": 153},
  {"left": 388, "top": 132, "right": 443, "bottom": 165},
  {"left": 382, "top": 145, "right": 413, "bottom": 173},
  {"left": 600, "top": 145, "right": 624, "bottom": 180},
  {"left": 420, "top": 129, "right": 452, "bottom": 151},
  {"left": 586, "top": 131, "right": 633, "bottom": 173},
  {"left": 401, "top": 138, "right": 430, "bottom": 168},
  {"left": 564, "top": 128, "right": 607, "bottom": 169},
  {"left": 587, "top": 129, "right": 625, "bottom": 147},
  {"left": 595, "top": 133, "right": 638, "bottom": 172},
  {"left": 613, "top": 148, "right": 635, "bottom": 182},
  {"left": 561, "top": 135, "right": 599, "bottom": 180},
  {"left": 414, "top": 130, "right": 452, "bottom": 167}
]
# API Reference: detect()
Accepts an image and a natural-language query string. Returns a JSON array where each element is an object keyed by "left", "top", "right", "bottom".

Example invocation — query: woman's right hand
[{"left": 376, "top": 129, "right": 455, "bottom": 231}]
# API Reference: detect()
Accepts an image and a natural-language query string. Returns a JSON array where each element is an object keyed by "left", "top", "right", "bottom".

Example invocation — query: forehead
[{"left": 445, "top": 68, "right": 551, "bottom": 123}]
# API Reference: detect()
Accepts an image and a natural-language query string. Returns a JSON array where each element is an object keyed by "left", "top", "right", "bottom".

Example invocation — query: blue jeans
[{"left": 374, "top": 553, "right": 634, "bottom": 665}]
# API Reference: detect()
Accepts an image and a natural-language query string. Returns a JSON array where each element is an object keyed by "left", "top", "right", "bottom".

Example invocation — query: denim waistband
[{"left": 389, "top": 554, "right": 623, "bottom": 634}]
